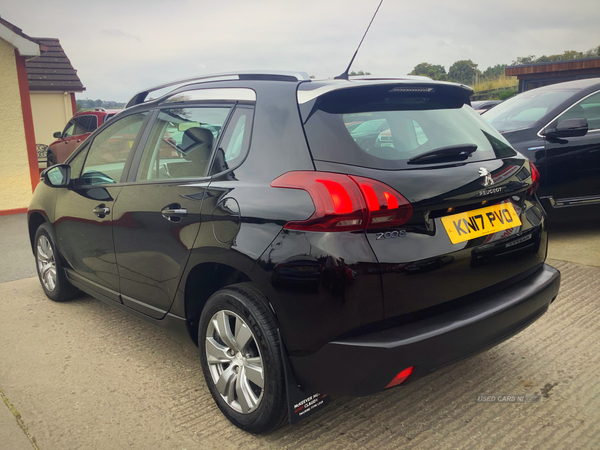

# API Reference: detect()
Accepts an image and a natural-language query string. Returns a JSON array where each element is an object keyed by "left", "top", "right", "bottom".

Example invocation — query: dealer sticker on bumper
[{"left": 441, "top": 203, "right": 522, "bottom": 244}]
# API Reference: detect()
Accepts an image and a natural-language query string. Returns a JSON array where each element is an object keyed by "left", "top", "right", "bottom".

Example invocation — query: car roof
[
  {"left": 124, "top": 71, "right": 473, "bottom": 112},
  {"left": 535, "top": 77, "right": 600, "bottom": 92}
]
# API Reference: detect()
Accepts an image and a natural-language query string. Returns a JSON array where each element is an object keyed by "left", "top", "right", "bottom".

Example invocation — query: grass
[{"left": 472, "top": 75, "right": 518, "bottom": 93}]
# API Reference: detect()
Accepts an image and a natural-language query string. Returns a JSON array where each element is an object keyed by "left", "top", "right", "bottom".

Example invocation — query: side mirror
[
  {"left": 543, "top": 118, "right": 588, "bottom": 138},
  {"left": 41, "top": 164, "right": 71, "bottom": 188},
  {"left": 53, "top": 131, "right": 62, "bottom": 138}
]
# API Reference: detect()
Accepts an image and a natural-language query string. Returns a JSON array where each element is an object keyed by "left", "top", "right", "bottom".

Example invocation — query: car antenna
[{"left": 334, "top": 0, "right": 384, "bottom": 80}]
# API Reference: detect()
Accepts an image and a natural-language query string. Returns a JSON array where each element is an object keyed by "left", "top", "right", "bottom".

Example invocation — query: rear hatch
[{"left": 299, "top": 81, "right": 546, "bottom": 319}]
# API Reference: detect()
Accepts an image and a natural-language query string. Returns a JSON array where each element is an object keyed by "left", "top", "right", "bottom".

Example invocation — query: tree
[
  {"left": 584, "top": 45, "right": 600, "bottom": 58},
  {"left": 482, "top": 64, "right": 506, "bottom": 80},
  {"left": 409, "top": 62, "right": 447, "bottom": 80},
  {"left": 448, "top": 60, "right": 480, "bottom": 85},
  {"left": 511, "top": 55, "right": 537, "bottom": 65},
  {"left": 349, "top": 70, "right": 371, "bottom": 76}
]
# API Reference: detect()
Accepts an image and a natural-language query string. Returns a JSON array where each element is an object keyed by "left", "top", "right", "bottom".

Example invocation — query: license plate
[{"left": 441, "top": 203, "right": 522, "bottom": 244}]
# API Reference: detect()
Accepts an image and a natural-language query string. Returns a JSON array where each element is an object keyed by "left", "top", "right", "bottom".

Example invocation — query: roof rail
[{"left": 125, "top": 70, "right": 311, "bottom": 108}]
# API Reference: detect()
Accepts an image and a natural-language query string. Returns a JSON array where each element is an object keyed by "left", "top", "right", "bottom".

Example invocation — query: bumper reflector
[{"left": 385, "top": 366, "right": 414, "bottom": 389}]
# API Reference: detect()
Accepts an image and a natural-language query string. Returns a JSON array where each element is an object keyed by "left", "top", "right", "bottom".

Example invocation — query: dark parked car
[
  {"left": 483, "top": 78, "right": 600, "bottom": 218},
  {"left": 47, "top": 108, "right": 120, "bottom": 166},
  {"left": 28, "top": 71, "right": 560, "bottom": 433},
  {"left": 471, "top": 100, "right": 502, "bottom": 114}
]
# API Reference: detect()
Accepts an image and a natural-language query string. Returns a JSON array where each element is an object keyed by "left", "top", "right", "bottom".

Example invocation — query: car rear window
[{"left": 303, "top": 87, "right": 516, "bottom": 170}]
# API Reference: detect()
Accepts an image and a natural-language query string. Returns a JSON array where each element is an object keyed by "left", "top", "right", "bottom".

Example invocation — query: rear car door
[
  {"left": 544, "top": 90, "right": 600, "bottom": 203},
  {"left": 54, "top": 112, "right": 149, "bottom": 302},
  {"left": 112, "top": 105, "right": 233, "bottom": 318}
]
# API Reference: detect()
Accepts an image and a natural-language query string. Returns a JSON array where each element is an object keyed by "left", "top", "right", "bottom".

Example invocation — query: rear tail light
[
  {"left": 350, "top": 176, "right": 413, "bottom": 228},
  {"left": 385, "top": 366, "right": 414, "bottom": 388},
  {"left": 271, "top": 171, "right": 412, "bottom": 232},
  {"left": 527, "top": 162, "right": 540, "bottom": 196}
]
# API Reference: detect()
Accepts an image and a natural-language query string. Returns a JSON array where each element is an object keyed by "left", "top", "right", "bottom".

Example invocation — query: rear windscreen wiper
[{"left": 407, "top": 144, "right": 477, "bottom": 164}]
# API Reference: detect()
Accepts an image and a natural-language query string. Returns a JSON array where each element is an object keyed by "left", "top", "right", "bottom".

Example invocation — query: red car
[{"left": 47, "top": 108, "right": 120, "bottom": 166}]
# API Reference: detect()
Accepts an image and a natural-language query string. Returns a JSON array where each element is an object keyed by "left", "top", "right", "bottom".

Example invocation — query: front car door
[
  {"left": 112, "top": 105, "right": 233, "bottom": 318},
  {"left": 544, "top": 90, "right": 600, "bottom": 206},
  {"left": 53, "top": 112, "right": 149, "bottom": 302},
  {"left": 54, "top": 120, "right": 76, "bottom": 163}
]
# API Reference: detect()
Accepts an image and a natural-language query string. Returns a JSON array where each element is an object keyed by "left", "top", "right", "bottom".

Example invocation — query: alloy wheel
[
  {"left": 37, "top": 235, "right": 57, "bottom": 292},
  {"left": 205, "top": 310, "right": 264, "bottom": 414}
]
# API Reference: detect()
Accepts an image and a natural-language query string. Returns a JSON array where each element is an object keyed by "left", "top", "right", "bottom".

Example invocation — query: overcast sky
[{"left": 4, "top": 0, "right": 600, "bottom": 102}]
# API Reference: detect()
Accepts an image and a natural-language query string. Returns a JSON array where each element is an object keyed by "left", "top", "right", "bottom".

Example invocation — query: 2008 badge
[{"left": 376, "top": 230, "right": 406, "bottom": 240}]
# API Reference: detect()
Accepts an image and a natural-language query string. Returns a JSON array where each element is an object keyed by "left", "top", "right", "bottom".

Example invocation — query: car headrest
[{"left": 181, "top": 127, "right": 214, "bottom": 152}]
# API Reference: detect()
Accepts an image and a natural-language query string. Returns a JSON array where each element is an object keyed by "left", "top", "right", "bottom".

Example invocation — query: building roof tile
[{"left": 25, "top": 38, "right": 85, "bottom": 92}]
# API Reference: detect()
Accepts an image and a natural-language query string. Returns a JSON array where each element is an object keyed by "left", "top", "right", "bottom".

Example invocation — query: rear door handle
[
  {"left": 161, "top": 204, "right": 187, "bottom": 222},
  {"left": 93, "top": 204, "right": 110, "bottom": 218}
]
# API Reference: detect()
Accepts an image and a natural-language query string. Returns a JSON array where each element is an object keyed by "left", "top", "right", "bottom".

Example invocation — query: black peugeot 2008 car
[{"left": 28, "top": 71, "right": 560, "bottom": 433}]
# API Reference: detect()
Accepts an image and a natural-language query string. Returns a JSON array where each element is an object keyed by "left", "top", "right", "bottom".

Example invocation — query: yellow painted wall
[
  {"left": 30, "top": 92, "right": 72, "bottom": 146},
  {"left": 0, "top": 38, "right": 32, "bottom": 211}
]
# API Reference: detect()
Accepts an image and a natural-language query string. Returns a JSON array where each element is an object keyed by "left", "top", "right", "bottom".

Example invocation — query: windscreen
[
  {"left": 303, "top": 87, "right": 516, "bottom": 170},
  {"left": 483, "top": 89, "right": 575, "bottom": 132}
]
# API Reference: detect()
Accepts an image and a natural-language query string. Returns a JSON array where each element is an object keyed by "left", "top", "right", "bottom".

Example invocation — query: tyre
[
  {"left": 47, "top": 151, "right": 57, "bottom": 167},
  {"left": 34, "top": 223, "right": 81, "bottom": 302},
  {"left": 199, "top": 283, "right": 287, "bottom": 433}
]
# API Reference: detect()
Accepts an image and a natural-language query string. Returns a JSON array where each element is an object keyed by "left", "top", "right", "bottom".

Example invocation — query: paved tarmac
[{"left": 1, "top": 214, "right": 599, "bottom": 449}]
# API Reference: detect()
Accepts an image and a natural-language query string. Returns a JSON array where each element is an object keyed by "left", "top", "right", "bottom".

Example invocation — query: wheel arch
[
  {"left": 28, "top": 211, "right": 47, "bottom": 254},
  {"left": 183, "top": 261, "right": 256, "bottom": 345}
]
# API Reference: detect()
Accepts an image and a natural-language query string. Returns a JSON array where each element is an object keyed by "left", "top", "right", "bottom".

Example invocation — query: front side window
[
  {"left": 67, "top": 144, "right": 89, "bottom": 180},
  {"left": 62, "top": 121, "right": 75, "bottom": 138},
  {"left": 81, "top": 113, "right": 148, "bottom": 185},
  {"left": 555, "top": 91, "right": 600, "bottom": 131},
  {"left": 484, "top": 89, "right": 575, "bottom": 132},
  {"left": 137, "top": 107, "right": 230, "bottom": 181}
]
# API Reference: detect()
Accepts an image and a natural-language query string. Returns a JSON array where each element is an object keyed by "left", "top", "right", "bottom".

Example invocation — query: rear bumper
[{"left": 289, "top": 263, "right": 560, "bottom": 396}]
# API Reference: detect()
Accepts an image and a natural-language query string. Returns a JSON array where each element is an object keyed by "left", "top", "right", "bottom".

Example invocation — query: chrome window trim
[
  {"left": 161, "top": 88, "right": 257, "bottom": 104},
  {"left": 537, "top": 89, "right": 600, "bottom": 137}
]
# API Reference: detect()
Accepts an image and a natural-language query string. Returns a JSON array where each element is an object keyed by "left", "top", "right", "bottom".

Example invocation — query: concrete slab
[
  {"left": 0, "top": 394, "right": 34, "bottom": 450},
  {"left": 0, "top": 214, "right": 36, "bottom": 283},
  {"left": 548, "top": 221, "right": 600, "bottom": 267},
  {"left": 0, "top": 260, "right": 598, "bottom": 449}
]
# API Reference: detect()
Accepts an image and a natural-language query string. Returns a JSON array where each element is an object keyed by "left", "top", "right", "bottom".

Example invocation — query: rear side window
[
  {"left": 73, "top": 115, "right": 98, "bottom": 135},
  {"left": 210, "top": 106, "right": 254, "bottom": 175},
  {"left": 303, "top": 88, "right": 516, "bottom": 170}
]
